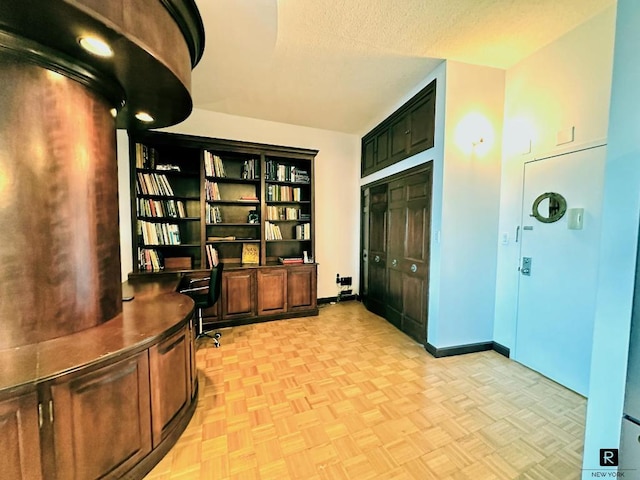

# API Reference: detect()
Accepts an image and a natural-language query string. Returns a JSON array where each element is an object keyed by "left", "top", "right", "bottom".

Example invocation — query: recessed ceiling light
[
  {"left": 78, "top": 36, "right": 113, "bottom": 57},
  {"left": 135, "top": 112, "right": 154, "bottom": 123}
]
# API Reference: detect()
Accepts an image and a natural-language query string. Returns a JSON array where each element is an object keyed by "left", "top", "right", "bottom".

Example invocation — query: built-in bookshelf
[
  {"left": 129, "top": 132, "right": 316, "bottom": 273},
  {"left": 132, "top": 142, "right": 201, "bottom": 272}
]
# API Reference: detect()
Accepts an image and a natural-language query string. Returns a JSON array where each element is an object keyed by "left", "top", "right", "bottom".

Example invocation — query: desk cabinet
[
  {"left": 257, "top": 268, "right": 288, "bottom": 315},
  {"left": 287, "top": 265, "right": 317, "bottom": 312},
  {"left": 0, "top": 391, "right": 43, "bottom": 480},
  {"left": 50, "top": 353, "right": 152, "bottom": 479},
  {"left": 222, "top": 269, "right": 257, "bottom": 320},
  {"left": 149, "top": 327, "right": 192, "bottom": 447},
  {"left": 185, "top": 264, "right": 318, "bottom": 329}
]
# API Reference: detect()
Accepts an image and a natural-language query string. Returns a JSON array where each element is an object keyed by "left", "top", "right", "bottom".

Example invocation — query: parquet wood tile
[{"left": 145, "top": 302, "right": 586, "bottom": 479}]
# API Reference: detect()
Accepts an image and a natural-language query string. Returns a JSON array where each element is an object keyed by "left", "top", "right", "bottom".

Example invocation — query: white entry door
[{"left": 515, "top": 146, "right": 606, "bottom": 396}]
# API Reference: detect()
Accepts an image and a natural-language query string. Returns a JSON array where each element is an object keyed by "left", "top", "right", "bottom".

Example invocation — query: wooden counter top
[{"left": 0, "top": 274, "right": 193, "bottom": 394}]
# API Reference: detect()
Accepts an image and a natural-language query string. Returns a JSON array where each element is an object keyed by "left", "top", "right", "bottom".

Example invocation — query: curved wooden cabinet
[{"left": 0, "top": 276, "right": 197, "bottom": 480}]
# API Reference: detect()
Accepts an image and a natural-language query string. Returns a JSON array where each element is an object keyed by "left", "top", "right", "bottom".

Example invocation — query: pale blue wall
[
  {"left": 494, "top": 8, "right": 616, "bottom": 352},
  {"left": 583, "top": 0, "right": 640, "bottom": 474}
]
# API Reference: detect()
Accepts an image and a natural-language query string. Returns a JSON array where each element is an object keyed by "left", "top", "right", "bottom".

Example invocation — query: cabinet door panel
[
  {"left": 149, "top": 327, "right": 190, "bottom": 447},
  {"left": 407, "top": 93, "right": 436, "bottom": 155},
  {"left": 0, "top": 391, "right": 42, "bottom": 480},
  {"left": 258, "top": 268, "right": 287, "bottom": 315},
  {"left": 288, "top": 266, "right": 317, "bottom": 311},
  {"left": 51, "top": 353, "right": 151, "bottom": 480},
  {"left": 375, "top": 129, "right": 390, "bottom": 168},
  {"left": 390, "top": 116, "right": 408, "bottom": 160},
  {"left": 222, "top": 270, "right": 256, "bottom": 319},
  {"left": 362, "top": 137, "right": 376, "bottom": 175}
]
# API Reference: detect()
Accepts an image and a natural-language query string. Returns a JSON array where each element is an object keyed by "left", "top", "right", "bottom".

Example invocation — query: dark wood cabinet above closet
[{"left": 361, "top": 79, "right": 436, "bottom": 177}]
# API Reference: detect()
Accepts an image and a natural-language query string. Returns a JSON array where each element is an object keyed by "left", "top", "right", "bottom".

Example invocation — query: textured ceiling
[{"left": 192, "top": 0, "right": 615, "bottom": 134}]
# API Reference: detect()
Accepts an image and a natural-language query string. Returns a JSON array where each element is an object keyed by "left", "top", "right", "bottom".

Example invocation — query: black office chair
[{"left": 180, "top": 263, "right": 224, "bottom": 347}]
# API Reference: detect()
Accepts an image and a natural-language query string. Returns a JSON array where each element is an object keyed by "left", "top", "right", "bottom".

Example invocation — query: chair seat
[{"left": 190, "top": 293, "right": 210, "bottom": 309}]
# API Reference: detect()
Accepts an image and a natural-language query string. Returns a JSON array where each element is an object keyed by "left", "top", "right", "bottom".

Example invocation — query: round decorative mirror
[{"left": 531, "top": 192, "right": 567, "bottom": 223}]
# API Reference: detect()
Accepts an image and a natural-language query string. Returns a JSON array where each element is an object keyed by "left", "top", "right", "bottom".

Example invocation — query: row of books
[
  {"left": 265, "top": 221, "right": 283, "bottom": 240},
  {"left": 205, "top": 244, "right": 219, "bottom": 268},
  {"left": 295, "top": 223, "right": 311, "bottom": 240},
  {"left": 135, "top": 143, "right": 159, "bottom": 169},
  {"left": 205, "top": 180, "right": 221, "bottom": 201},
  {"left": 265, "top": 161, "right": 309, "bottom": 183},
  {"left": 266, "top": 206, "right": 302, "bottom": 221},
  {"left": 266, "top": 185, "right": 303, "bottom": 202},
  {"left": 138, "top": 247, "right": 163, "bottom": 271},
  {"left": 204, "top": 151, "right": 226, "bottom": 178},
  {"left": 137, "top": 198, "right": 187, "bottom": 218},
  {"left": 138, "top": 220, "right": 181, "bottom": 245},
  {"left": 136, "top": 172, "right": 175, "bottom": 196},
  {"left": 206, "top": 204, "right": 223, "bottom": 224},
  {"left": 241, "top": 159, "right": 259, "bottom": 180}
]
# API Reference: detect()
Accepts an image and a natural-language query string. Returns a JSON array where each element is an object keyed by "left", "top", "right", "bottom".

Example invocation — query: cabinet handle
[
  {"left": 49, "top": 400, "right": 54, "bottom": 424},
  {"left": 405, "top": 130, "right": 411, "bottom": 135},
  {"left": 410, "top": 264, "right": 418, "bottom": 273},
  {"left": 38, "top": 403, "right": 43, "bottom": 428}
]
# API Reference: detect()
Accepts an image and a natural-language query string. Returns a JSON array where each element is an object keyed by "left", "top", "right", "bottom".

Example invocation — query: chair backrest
[{"left": 207, "top": 262, "right": 224, "bottom": 307}]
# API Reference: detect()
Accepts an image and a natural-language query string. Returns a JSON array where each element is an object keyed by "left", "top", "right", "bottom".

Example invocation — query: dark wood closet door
[
  {"left": 385, "top": 168, "right": 432, "bottom": 344},
  {"left": 400, "top": 169, "right": 432, "bottom": 342},
  {"left": 365, "top": 184, "right": 388, "bottom": 316}
]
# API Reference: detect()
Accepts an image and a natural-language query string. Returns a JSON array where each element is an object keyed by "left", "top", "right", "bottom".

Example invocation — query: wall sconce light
[{"left": 455, "top": 112, "right": 493, "bottom": 156}]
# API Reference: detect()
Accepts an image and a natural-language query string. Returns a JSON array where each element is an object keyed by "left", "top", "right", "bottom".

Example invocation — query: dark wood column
[
  {"left": 0, "top": 0, "right": 205, "bottom": 349},
  {"left": 0, "top": 58, "right": 121, "bottom": 348}
]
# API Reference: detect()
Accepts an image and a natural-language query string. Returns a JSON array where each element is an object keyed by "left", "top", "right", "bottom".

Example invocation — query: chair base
[
  {"left": 197, "top": 330, "right": 221, "bottom": 348},
  {"left": 194, "top": 307, "right": 222, "bottom": 348}
]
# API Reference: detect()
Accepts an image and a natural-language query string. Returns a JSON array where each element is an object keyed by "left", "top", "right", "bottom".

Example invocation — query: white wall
[
  {"left": 583, "top": 0, "right": 640, "bottom": 473},
  {"left": 494, "top": 6, "right": 616, "bottom": 350},
  {"left": 117, "top": 109, "right": 361, "bottom": 299},
  {"left": 434, "top": 61, "right": 504, "bottom": 348}
]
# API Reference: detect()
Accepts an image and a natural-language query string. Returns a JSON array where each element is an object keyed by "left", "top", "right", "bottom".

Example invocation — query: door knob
[
  {"left": 392, "top": 259, "right": 398, "bottom": 267},
  {"left": 410, "top": 264, "right": 417, "bottom": 273},
  {"left": 374, "top": 255, "right": 380, "bottom": 263}
]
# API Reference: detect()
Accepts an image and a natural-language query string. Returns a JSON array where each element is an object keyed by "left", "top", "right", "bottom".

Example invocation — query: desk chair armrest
[
  {"left": 188, "top": 276, "right": 210, "bottom": 284},
  {"left": 180, "top": 286, "right": 209, "bottom": 293}
]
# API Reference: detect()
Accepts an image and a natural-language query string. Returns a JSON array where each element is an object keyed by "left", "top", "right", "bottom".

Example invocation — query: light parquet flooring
[{"left": 145, "top": 302, "right": 586, "bottom": 480}]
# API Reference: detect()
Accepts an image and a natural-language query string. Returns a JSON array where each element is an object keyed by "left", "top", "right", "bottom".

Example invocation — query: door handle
[
  {"left": 374, "top": 255, "right": 380, "bottom": 263},
  {"left": 410, "top": 264, "right": 417, "bottom": 273},
  {"left": 521, "top": 257, "right": 532, "bottom": 276},
  {"left": 392, "top": 259, "right": 398, "bottom": 267}
]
